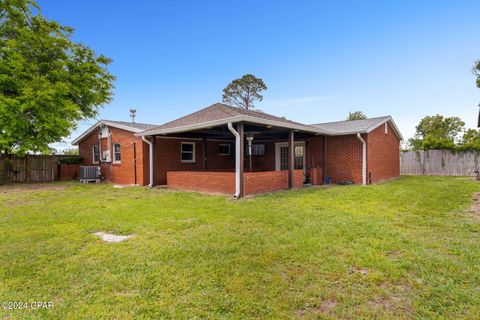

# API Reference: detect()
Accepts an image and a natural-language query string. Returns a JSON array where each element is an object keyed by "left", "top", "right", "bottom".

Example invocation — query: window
[
  {"left": 92, "top": 145, "right": 99, "bottom": 164},
  {"left": 249, "top": 144, "right": 265, "bottom": 156},
  {"left": 385, "top": 122, "right": 388, "bottom": 134},
  {"left": 294, "top": 145, "right": 304, "bottom": 169},
  {"left": 181, "top": 142, "right": 195, "bottom": 162},
  {"left": 113, "top": 143, "right": 121, "bottom": 163},
  {"left": 219, "top": 144, "right": 231, "bottom": 156},
  {"left": 280, "top": 146, "right": 288, "bottom": 170}
]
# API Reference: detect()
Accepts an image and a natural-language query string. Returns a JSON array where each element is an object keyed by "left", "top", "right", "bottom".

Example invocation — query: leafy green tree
[
  {"left": 346, "top": 111, "right": 367, "bottom": 121},
  {"left": 0, "top": 0, "right": 115, "bottom": 154},
  {"left": 222, "top": 74, "right": 267, "bottom": 110},
  {"left": 61, "top": 148, "right": 79, "bottom": 155},
  {"left": 459, "top": 128, "right": 480, "bottom": 150},
  {"left": 408, "top": 114, "right": 465, "bottom": 150}
]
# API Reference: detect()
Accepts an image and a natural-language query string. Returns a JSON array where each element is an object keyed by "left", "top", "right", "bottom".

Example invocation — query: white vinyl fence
[{"left": 400, "top": 150, "right": 480, "bottom": 176}]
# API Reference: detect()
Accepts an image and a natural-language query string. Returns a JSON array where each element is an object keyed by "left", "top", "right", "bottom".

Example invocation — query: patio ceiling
[{"left": 150, "top": 122, "right": 318, "bottom": 141}]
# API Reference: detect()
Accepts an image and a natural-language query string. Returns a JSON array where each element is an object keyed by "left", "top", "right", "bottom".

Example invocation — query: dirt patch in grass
[
  {"left": 368, "top": 284, "right": 413, "bottom": 317},
  {"left": 0, "top": 183, "right": 68, "bottom": 194},
  {"left": 468, "top": 192, "right": 480, "bottom": 220},
  {"left": 349, "top": 266, "right": 369, "bottom": 275},
  {"left": 3, "top": 199, "right": 41, "bottom": 207},
  {"left": 297, "top": 299, "right": 338, "bottom": 318}
]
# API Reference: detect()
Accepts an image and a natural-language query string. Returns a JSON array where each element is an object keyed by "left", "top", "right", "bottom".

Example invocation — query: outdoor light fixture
[
  {"left": 246, "top": 134, "right": 255, "bottom": 172},
  {"left": 246, "top": 135, "right": 254, "bottom": 154}
]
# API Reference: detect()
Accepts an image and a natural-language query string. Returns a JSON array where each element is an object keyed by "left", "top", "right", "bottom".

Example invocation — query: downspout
[
  {"left": 141, "top": 136, "right": 153, "bottom": 187},
  {"left": 227, "top": 123, "right": 241, "bottom": 198},
  {"left": 98, "top": 126, "right": 102, "bottom": 164},
  {"left": 356, "top": 133, "right": 366, "bottom": 186}
]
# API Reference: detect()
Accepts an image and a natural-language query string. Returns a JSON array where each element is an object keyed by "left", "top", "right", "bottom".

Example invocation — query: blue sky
[{"left": 38, "top": 0, "right": 480, "bottom": 150}]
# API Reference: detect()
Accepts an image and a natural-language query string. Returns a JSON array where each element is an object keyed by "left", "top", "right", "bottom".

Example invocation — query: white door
[{"left": 275, "top": 142, "right": 305, "bottom": 171}]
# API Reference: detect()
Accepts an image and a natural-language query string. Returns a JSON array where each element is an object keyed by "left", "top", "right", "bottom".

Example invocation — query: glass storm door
[
  {"left": 275, "top": 142, "right": 305, "bottom": 172},
  {"left": 280, "top": 146, "right": 289, "bottom": 170}
]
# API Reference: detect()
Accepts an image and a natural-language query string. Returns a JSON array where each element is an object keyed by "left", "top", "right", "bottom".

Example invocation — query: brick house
[
  {"left": 72, "top": 120, "right": 156, "bottom": 185},
  {"left": 73, "top": 103, "right": 402, "bottom": 197}
]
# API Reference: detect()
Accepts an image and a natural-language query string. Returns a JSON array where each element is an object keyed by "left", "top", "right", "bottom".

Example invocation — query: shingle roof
[
  {"left": 71, "top": 120, "right": 157, "bottom": 145},
  {"left": 104, "top": 120, "right": 157, "bottom": 131},
  {"left": 139, "top": 103, "right": 326, "bottom": 135},
  {"left": 311, "top": 116, "right": 392, "bottom": 134},
  {"left": 154, "top": 103, "right": 304, "bottom": 129},
  {"left": 73, "top": 103, "right": 402, "bottom": 144}
]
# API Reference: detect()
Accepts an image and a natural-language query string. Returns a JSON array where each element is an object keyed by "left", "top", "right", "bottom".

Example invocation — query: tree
[
  {"left": 459, "top": 129, "right": 480, "bottom": 150},
  {"left": 0, "top": 0, "right": 115, "bottom": 154},
  {"left": 61, "top": 148, "right": 79, "bottom": 155},
  {"left": 346, "top": 111, "right": 367, "bottom": 121},
  {"left": 222, "top": 74, "right": 267, "bottom": 109},
  {"left": 408, "top": 114, "right": 465, "bottom": 150}
]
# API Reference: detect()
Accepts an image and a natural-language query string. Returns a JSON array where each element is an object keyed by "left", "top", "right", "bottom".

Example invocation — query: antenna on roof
[{"left": 130, "top": 109, "right": 137, "bottom": 123}]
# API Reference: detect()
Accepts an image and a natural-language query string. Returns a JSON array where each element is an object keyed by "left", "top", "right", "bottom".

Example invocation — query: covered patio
[{"left": 137, "top": 104, "right": 329, "bottom": 197}]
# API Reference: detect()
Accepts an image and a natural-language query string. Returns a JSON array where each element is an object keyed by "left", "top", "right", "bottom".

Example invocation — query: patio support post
[{"left": 288, "top": 130, "right": 294, "bottom": 189}]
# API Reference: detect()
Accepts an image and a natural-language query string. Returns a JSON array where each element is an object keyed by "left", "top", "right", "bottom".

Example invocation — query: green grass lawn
[{"left": 1, "top": 177, "right": 480, "bottom": 319}]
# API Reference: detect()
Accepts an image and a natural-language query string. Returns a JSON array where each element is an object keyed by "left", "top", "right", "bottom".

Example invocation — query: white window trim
[
  {"left": 181, "top": 142, "right": 196, "bottom": 163},
  {"left": 385, "top": 122, "right": 388, "bottom": 134},
  {"left": 219, "top": 144, "right": 231, "bottom": 156},
  {"left": 92, "top": 145, "right": 99, "bottom": 164},
  {"left": 113, "top": 143, "right": 121, "bottom": 164}
]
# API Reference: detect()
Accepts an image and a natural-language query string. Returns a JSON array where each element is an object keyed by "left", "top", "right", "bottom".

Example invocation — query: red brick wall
[
  {"left": 309, "top": 167, "right": 323, "bottom": 185},
  {"left": 78, "top": 126, "right": 147, "bottom": 185},
  {"left": 323, "top": 123, "right": 400, "bottom": 185},
  {"left": 366, "top": 122, "right": 400, "bottom": 182},
  {"left": 78, "top": 130, "right": 99, "bottom": 165},
  {"left": 155, "top": 138, "right": 279, "bottom": 185},
  {"left": 167, "top": 170, "right": 303, "bottom": 195},
  {"left": 154, "top": 138, "right": 205, "bottom": 185},
  {"left": 306, "top": 136, "right": 325, "bottom": 185},
  {"left": 167, "top": 171, "right": 235, "bottom": 194},
  {"left": 205, "top": 141, "right": 235, "bottom": 170},
  {"left": 244, "top": 169, "right": 303, "bottom": 195},
  {"left": 326, "top": 134, "right": 363, "bottom": 184},
  {"left": 59, "top": 164, "right": 79, "bottom": 180}
]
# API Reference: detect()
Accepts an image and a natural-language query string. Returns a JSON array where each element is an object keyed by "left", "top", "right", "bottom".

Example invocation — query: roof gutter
[
  {"left": 141, "top": 136, "right": 154, "bottom": 187},
  {"left": 227, "top": 123, "right": 241, "bottom": 198},
  {"left": 356, "top": 133, "right": 367, "bottom": 186}
]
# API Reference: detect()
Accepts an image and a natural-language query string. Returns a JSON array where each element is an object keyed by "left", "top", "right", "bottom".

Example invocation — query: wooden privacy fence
[
  {"left": 400, "top": 150, "right": 480, "bottom": 176},
  {"left": 0, "top": 155, "right": 60, "bottom": 183}
]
